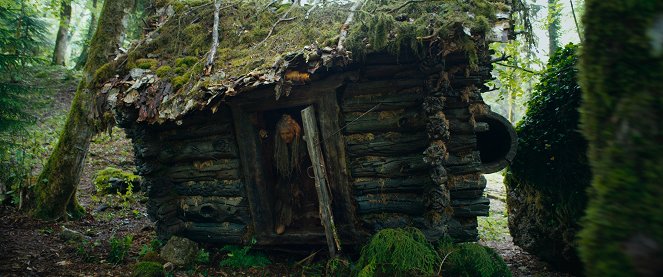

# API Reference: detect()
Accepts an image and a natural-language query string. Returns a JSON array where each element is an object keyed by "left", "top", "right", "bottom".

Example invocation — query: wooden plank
[
  {"left": 317, "top": 91, "right": 360, "bottom": 237},
  {"left": 157, "top": 135, "right": 239, "bottom": 163},
  {"left": 356, "top": 193, "right": 489, "bottom": 217},
  {"left": 343, "top": 79, "right": 423, "bottom": 97},
  {"left": 182, "top": 222, "right": 246, "bottom": 244},
  {"left": 157, "top": 122, "right": 233, "bottom": 141},
  {"left": 341, "top": 87, "right": 424, "bottom": 112},
  {"left": 451, "top": 197, "right": 490, "bottom": 217},
  {"left": 165, "top": 159, "right": 241, "bottom": 181},
  {"left": 345, "top": 132, "right": 428, "bottom": 157},
  {"left": 343, "top": 109, "right": 426, "bottom": 133},
  {"left": 231, "top": 105, "right": 273, "bottom": 237},
  {"left": 301, "top": 106, "right": 341, "bottom": 257},
  {"left": 447, "top": 173, "right": 487, "bottom": 191},
  {"left": 173, "top": 180, "right": 244, "bottom": 197},
  {"left": 349, "top": 155, "right": 430, "bottom": 178}
]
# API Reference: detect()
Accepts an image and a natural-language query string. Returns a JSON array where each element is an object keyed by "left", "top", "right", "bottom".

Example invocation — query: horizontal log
[
  {"left": 444, "top": 151, "right": 481, "bottom": 166},
  {"left": 344, "top": 79, "right": 423, "bottom": 97},
  {"left": 345, "top": 132, "right": 428, "bottom": 157},
  {"left": 158, "top": 122, "right": 234, "bottom": 142},
  {"left": 448, "top": 173, "right": 487, "bottom": 191},
  {"left": 447, "top": 217, "right": 479, "bottom": 242},
  {"left": 342, "top": 87, "right": 424, "bottom": 112},
  {"left": 344, "top": 110, "right": 426, "bottom": 133},
  {"left": 450, "top": 189, "right": 484, "bottom": 199},
  {"left": 446, "top": 164, "right": 482, "bottom": 175},
  {"left": 358, "top": 213, "right": 480, "bottom": 242},
  {"left": 173, "top": 180, "right": 244, "bottom": 197},
  {"left": 165, "top": 159, "right": 241, "bottom": 181},
  {"left": 451, "top": 197, "right": 490, "bottom": 217},
  {"left": 179, "top": 196, "right": 250, "bottom": 224},
  {"left": 356, "top": 193, "right": 423, "bottom": 215},
  {"left": 352, "top": 176, "right": 432, "bottom": 195},
  {"left": 446, "top": 134, "right": 477, "bottom": 153},
  {"left": 361, "top": 64, "right": 420, "bottom": 80},
  {"left": 182, "top": 222, "right": 246, "bottom": 244},
  {"left": 158, "top": 135, "right": 239, "bottom": 163},
  {"left": 350, "top": 155, "right": 430, "bottom": 178}
]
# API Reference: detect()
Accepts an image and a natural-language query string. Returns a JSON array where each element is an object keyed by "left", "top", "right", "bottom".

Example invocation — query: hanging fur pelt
[{"left": 274, "top": 114, "right": 303, "bottom": 179}]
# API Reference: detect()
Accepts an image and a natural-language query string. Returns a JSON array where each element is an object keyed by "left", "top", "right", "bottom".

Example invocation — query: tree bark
[
  {"left": 578, "top": 0, "right": 663, "bottom": 276},
  {"left": 25, "top": 0, "right": 135, "bottom": 220},
  {"left": 75, "top": 0, "right": 99, "bottom": 70},
  {"left": 52, "top": 0, "right": 72, "bottom": 66},
  {"left": 547, "top": 0, "right": 560, "bottom": 55}
]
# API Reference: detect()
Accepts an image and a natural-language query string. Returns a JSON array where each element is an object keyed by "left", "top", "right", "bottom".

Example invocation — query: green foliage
[
  {"left": 195, "top": 248, "right": 210, "bottom": 264},
  {"left": 132, "top": 261, "right": 165, "bottom": 277},
  {"left": 108, "top": 235, "right": 134, "bottom": 264},
  {"left": 437, "top": 240, "right": 511, "bottom": 277},
  {"left": 76, "top": 239, "right": 101, "bottom": 263},
  {"left": 504, "top": 44, "right": 586, "bottom": 272},
  {"left": 155, "top": 65, "right": 173, "bottom": 77},
  {"left": 355, "top": 227, "right": 440, "bottom": 277},
  {"left": 135, "top": 58, "right": 159, "bottom": 70},
  {"left": 218, "top": 239, "right": 271, "bottom": 269},
  {"left": 139, "top": 239, "right": 164, "bottom": 257},
  {"left": 93, "top": 166, "right": 140, "bottom": 195},
  {"left": 578, "top": 0, "right": 663, "bottom": 275}
]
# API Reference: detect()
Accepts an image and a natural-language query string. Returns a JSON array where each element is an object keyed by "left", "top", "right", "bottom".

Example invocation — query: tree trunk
[
  {"left": 52, "top": 0, "right": 72, "bottom": 66},
  {"left": 74, "top": 0, "right": 99, "bottom": 70},
  {"left": 547, "top": 0, "right": 560, "bottom": 55},
  {"left": 578, "top": 0, "right": 663, "bottom": 276},
  {"left": 25, "top": 0, "right": 135, "bottom": 220}
]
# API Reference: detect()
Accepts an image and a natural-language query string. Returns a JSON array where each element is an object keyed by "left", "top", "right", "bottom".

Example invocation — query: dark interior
[{"left": 476, "top": 112, "right": 517, "bottom": 174}]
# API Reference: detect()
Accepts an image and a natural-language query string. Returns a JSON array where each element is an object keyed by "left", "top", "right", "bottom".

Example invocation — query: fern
[{"left": 218, "top": 240, "right": 271, "bottom": 269}]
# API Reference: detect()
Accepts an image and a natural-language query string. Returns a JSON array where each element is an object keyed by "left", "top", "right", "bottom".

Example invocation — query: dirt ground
[{"left": 0, "top": 68, "right": 574, "bottom": 276}]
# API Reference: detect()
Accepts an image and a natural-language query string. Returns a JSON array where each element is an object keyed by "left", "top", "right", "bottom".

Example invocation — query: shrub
[
  {"left": 218, "top": 239, "right": 271, "bottom": 269},
  {"left": 132, "top": 261, "right": 164, "bottom": 277},
  {"left": 196, "top": 248, "right": 210, "bottom": 264},
  {"left": 437, "top": 240, "right": 511, "bottom": 277},
  {"left": 355, "top": 227, "right": 440, "bottom": 277},
  {"left": 93, "top": 167, "right": 140, "bottom": 195},
  {"left": 108, "top": 235, "right": 133, "bottom": 264}
]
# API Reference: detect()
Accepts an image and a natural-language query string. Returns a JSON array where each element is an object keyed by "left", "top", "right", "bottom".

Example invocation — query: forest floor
[{"left": 0, "top": 67, "right": 572, "bottom": 276}]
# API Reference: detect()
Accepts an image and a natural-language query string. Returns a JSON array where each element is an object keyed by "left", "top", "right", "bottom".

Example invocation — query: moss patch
[{"left": 131, "top": 261, "right": 164, "bottom": 277}]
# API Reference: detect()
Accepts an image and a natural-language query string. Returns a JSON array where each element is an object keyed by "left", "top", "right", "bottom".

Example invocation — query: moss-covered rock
[
  {"left": 504, "top": 44, "right": 587, "bottom": 273},
  {"left": 131, "top": 261, "right": 164, "bottom": 277},
  {"left": 578, "top": 0, "right": 663, "bottom": 276}
]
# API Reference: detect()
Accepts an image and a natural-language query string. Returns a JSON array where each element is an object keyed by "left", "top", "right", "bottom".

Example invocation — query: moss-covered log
[
  {"left": 24, "top": 0, "right": 134, "bottom": 220},
  {"left": 578, "top": 1, "right": 663, "bottom": 275}
]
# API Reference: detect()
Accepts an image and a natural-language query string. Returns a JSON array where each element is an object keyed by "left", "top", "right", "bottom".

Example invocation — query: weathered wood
[
  {"left": 450, "top": 189, "right": 484, "bottom": 199},
  {"left": 356, "top": 193, "right": 423, "bottom": 215},
  {"left": 446, "top": 164, "right": 482, "bottom": 175},
  {"left": 179, "top": 196, "right": 250, "bottom": 224},
  {"left": 231, "top": 105, "right": 273, "bottom": 237},
  {"left": 173, "top": 180, "right": 244, "bottom": 197},
  {"left": 302, "top": 106, "right": 341, "bottom": 257},
  {"left": 165, "top": 159, "right": 241, "bottom": 181},
  {"left": 446, "top": 217, "right": 479, "bottom": 242},
  {"left": 444, "top": 151, "right": 481, "bottom": 166},
  {"left": 157, "top": 122, "right": 233, "bottom": 141},
  {"left": 345, "top": 132, "right": 428, "bottom": 157},
  {"left": 352, "top": 176, "right": 432, "bottom": 195},
  {"left": 350, "top": 155, "right": 430, "bottom": 178},
  {"left": 183, "top": 222, "right": 246, "bottom": 244},
  {"left": 342, "top": 87, "right": 424, "bottom": 112},
  {"left": 447, "top": 173, "right": 487, "bottom": 191},
  {"left": 451, "top": 197, "right": 490, "bottom": 217},
  {"left": 157, "top": 135, "right": 239, "bottom": 163},
  {"left": 446, "top": 134, "right": 477, "bottom": 153},
  {"left": 344, "top": 110, "right": 426, "bottom": 133},
  {"left": 344, "top": 79, "right": 423, "bottom": 96},
  {"left": 361, "top": 64, "right": 420, "bottom": 80},
  {"left": 317, "top": 91, "right": 359, "bottom": 236}
]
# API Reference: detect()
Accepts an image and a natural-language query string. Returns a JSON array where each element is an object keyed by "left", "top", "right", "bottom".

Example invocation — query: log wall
[{"left": 122, "top": 108, "right": 249, "bottom": 243}]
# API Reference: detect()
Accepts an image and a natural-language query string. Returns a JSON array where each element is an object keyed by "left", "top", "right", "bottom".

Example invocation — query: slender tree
[
  {"left": 547, "top": 0, "right": 560, "bottom": 55},
  {"left": 578, "top": 0, "right": 663, "bottom": 275},
  {"left": 74, "top": 0, "right": 99, "bottom": 70},
  {"left": 24, "top": 0, "right": 135, "bottom": 220},
  {"left": 52, "top": 0, "right": 72, "bottom": 65}
]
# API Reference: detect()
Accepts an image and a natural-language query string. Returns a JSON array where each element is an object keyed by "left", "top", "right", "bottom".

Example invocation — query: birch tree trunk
[
  {"left": 25, "top": 0, "right": 135, "bottom": 220},
  {"left": 75, "top": 0, "right": 99, "bottom": 70},
  {"left": 52, "top": 0, "right": 72, "bottom": 66}
]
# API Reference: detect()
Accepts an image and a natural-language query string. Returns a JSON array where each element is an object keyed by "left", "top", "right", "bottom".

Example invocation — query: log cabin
[{"left": 102, "top": 0, "right": 518, "bottom": 253}]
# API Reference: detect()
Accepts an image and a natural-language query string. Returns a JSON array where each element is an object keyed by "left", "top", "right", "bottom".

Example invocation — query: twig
[
  {"left": 494, "top": 62, "right": 539, "bottom": 74},
  {"left": 256, "top": 2, "right": 300, "bottom": 46},
  {"left": 305, "top": 0, "right": 321, "bottom": 20},
  {"left": 389, "top": 0, "right": 424, "bottom": 13},
  {"left": 490, "top": 53, "right": 510, "bottom": 63},
  {"left": 337, "top": 0, "right": 365, "bottom": 53},
  {"left": 569, "top": 0, "right": 583, "bottom": 42},
  {"left": 205, "top": 0, "right": 222, "bottom": 75},
  {"left": 437, "top": 250, "right": 457, "bottom": 276}
]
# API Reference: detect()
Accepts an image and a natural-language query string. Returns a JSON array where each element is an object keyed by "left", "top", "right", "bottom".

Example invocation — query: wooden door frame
[{"left": 229, "top": 80, "right": 358, "bottom": 245}]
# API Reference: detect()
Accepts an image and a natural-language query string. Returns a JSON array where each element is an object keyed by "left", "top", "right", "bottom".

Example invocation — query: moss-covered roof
[{"left": 105, "top": 0, "right": 514, "bottom": 123}]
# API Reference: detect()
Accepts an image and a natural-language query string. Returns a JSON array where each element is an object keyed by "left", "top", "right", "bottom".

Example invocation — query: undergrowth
[
  {"left": 437, "top": 239, "right": 512, "bottom": 277},
  {"left": 218, "top": 239, "right": 271, "bottom": 269},
  {"left": 108, "top": 235, "right": 134, "bottom": 264}
]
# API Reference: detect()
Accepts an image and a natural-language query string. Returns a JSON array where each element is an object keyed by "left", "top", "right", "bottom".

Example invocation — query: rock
[
  {"left": 60, "top": 227, "right": 85, "bottom": 242},
  {"left": 162, "top": 262, "right": 174, "bottom": 273},
  {"left": 160, "top": 236, "right": 199, "bottom": 267},
  {"left": 95, "top": 203, "right": 109, "bottom": 212}
]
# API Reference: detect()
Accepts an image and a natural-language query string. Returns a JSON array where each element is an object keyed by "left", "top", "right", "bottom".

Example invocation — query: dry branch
[
  {"left": 206, "top": 0, "right": 222, "bottom": 75},
  {"left": 337, "top": 0, "right": 365, "bottom": 53},
  {"left": 305, "top": 0, "right": 321, "bottom": 20}
]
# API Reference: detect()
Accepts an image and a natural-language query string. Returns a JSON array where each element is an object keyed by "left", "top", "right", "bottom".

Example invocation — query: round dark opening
[
  {"left": 476, "top": 112, "right": 517, "bottom": 174},
  {"left": 199, "top": 204, "right": 218, "bottom": 218}
]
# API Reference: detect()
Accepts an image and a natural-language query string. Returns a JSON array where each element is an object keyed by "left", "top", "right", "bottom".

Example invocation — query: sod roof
[{"left": 104, "top": 0, "right": 514, "bottom": 123}]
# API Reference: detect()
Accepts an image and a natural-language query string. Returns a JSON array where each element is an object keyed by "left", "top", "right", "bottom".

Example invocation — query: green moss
[
  {"left": 131, "top": 261, "right": 164, "bottom": 277},
  {"left": 578, "top": 0, "right": 663, "bottom": 276},
  {"left": 93, "top": 167, "right": 140, "bottom": 195},
  {"left": 437, "top": 239, "right": 511, "bottom": 277},
  {"left": 92, "top": 63, "right": 115, "bottom": 85},
  {"left": 355, "top": 228, "right": 440, "bottom": 276},
  {"left": 135, "top": 58, "right": 158, "bottom": 70},
  {"left": 175, "top": 56, "right": 198, "bottom": 68},
  {"left": 155, "top": 65, "right": 173, "bottom": 78}
]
